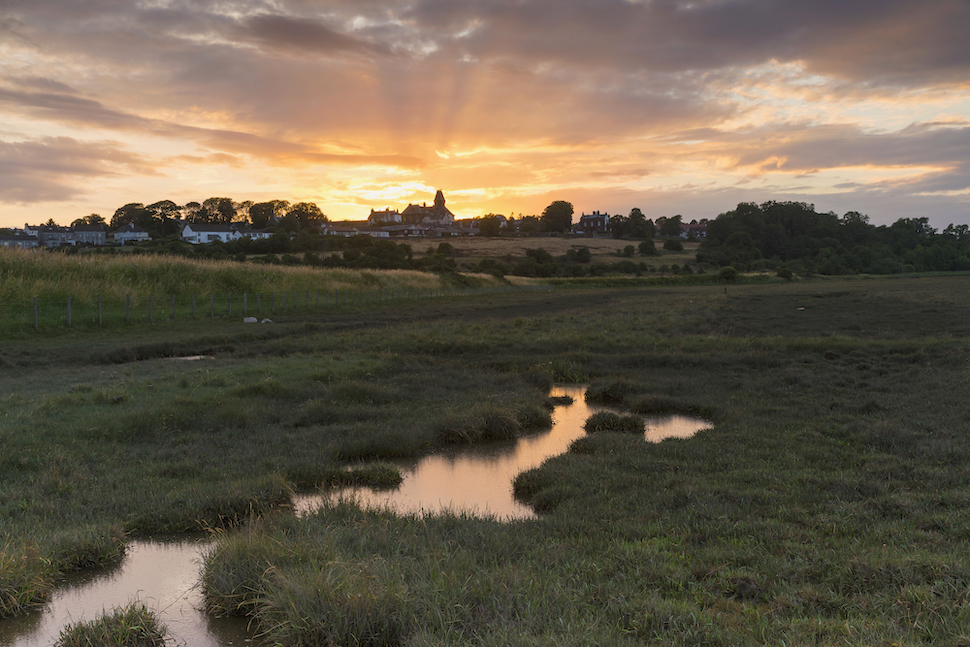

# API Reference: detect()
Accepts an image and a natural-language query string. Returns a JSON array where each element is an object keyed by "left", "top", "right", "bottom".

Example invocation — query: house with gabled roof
[
  {"left": 180, "top": 223, "right": 240, "bottom": 244},
  {"left": 0, "top": 233, "right": 40, "bottom": 249},
  {"left": 112, "top": 223, "right": 151, "bottom": 245},
  {"left": 400, "top": 190, "right": 455, "bottom": 225}
]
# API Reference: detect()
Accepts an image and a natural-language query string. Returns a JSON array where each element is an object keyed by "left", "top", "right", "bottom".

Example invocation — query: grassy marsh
[{"left": 3, "top": 273, "right": 970, "bottom": 645}]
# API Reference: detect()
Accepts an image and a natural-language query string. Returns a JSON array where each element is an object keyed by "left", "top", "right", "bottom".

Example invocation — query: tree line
[
  {"left": 697, "top": 201, "right": 970, "bottom": 275},
  {"left": 60, "top": 198, "right": 330, "bottom": 239}
]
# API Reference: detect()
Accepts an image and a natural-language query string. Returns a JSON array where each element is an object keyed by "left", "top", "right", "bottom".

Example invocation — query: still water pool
[
  {"left": 0, "top": 386, "right": 709, "bottom": 646},
  {"left": 295, "top": 385, "right": 710, "bottom": 519}
]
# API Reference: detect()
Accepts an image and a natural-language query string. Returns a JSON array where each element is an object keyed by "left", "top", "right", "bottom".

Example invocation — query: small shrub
[
  {"left": 663, "top": 239, "right": 684, "bottom": 252},
  {"left": 719, "top": 266, "right": 739, "bottom": 282}
]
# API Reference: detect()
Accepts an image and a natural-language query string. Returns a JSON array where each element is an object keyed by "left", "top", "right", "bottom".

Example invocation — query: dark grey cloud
[
  {"left": 234, "top": 13, "right": 389, "bottom": 57},
  {"left": 0, "top": 136, "right": 153, "bottom": 203},
  {"left": 399, "top": 0, "right": 970, "bottom": 86},
  {"left": 0, "top": 86, "right": 148, "bottom": 130},
  {"left": 729, "top": 122, "right": 970, "bottom": 184}
]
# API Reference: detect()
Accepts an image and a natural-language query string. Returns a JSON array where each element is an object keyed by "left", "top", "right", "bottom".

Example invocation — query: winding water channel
[{"left": 0, "top": 386, "right": 709, "bottom": 647}]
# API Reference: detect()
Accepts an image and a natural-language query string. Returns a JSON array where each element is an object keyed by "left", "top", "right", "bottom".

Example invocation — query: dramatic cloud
[{"left": 0, "top": 0, "right": 968, "bottom": 226}]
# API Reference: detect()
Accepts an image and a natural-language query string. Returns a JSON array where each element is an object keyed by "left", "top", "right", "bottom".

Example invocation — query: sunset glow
[{"left": 1, "top": 0, "right": 968, "bottom": 227}]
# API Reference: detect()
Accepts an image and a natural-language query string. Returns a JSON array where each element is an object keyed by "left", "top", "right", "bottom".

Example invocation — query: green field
[{"left": 2, "top": 269, "right": 970, "bottom": 645}]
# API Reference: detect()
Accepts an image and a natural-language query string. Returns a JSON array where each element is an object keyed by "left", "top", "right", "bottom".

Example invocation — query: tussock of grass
[
  {"left": 0, "top": 544, "right": 54, "bottom": 617},
  {"left": 318, "top": 462, "right": 404, "bottom": 490},
  {"left": 51, "top": 524, "right": 127, "bottom": 571},
  {"left": 55, "top": 602, "right": 167, "bottom": 647},
  {"left": 583, "top": 411, "right": 645, "bottom": 434},
  {"left": 435, "top": 401, "right": 551, "bottom": 443},
  {"left": 259, "top": 559, "right": 410, "bottom": 647}
]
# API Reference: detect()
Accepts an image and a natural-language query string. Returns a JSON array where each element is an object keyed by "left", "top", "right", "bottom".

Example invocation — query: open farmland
[{"left": 441, "top": 234, "right": 702, "bottom": 267}]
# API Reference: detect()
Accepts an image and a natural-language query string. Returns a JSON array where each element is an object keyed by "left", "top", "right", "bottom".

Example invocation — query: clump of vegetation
[
  {"left": 583, "top": 411, "right": 644, "bottom": 434},
  {"left": 55, "top": 603, "right": 167, "bottom": 647},
  {"left": 318, "top": 462, "right": 404, "bottom": 490},
  {"left": 0, "top": 544, "right": 54, "bottom": 617},
  {"left": 435, "top": 400, "right": 551, "bottom": 443}
]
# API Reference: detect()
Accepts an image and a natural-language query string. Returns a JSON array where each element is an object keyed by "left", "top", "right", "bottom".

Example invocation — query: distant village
[{"left": 0, "top": 190, "right": 706, "bottom": 250}]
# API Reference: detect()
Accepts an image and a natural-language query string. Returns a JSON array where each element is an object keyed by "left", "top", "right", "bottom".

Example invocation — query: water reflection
[
  {"left": 0, "top": 539, "right": 251, "bottom": 647},
  {"left": 296, "top": 386, "right": 710, "bottom": 520}
]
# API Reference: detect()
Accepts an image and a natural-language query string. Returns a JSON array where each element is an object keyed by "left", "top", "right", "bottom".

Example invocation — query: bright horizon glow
[{"left": 1, "top": 1, "right": 968, "bottom": 228}]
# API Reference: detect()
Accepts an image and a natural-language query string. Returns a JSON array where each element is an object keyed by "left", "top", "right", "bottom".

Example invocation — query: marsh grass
[
  {"left": 6, "top": 276, "right": 970, "bottom": 644},
  {"left": 55, "top": 602, "right": 167, "bottom": 647}
]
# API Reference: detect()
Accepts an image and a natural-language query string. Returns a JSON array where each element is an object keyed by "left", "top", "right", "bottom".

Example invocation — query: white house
[
  {"left": 180, "top": 224, "right": 241, "bottom": 244},
  {"left": 236, "top": 228, "right": 273, "bottom": 241},
  {"left": 112, "top": 223, "right": 151, "bottom": 245}
]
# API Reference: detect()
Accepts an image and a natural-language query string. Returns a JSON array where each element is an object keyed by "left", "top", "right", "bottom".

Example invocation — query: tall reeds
[{"left": 0, "top": 247, "right": 480, "bottom": 304}]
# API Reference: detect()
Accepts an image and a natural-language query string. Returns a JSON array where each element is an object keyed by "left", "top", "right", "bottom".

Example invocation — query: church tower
[{"left": 434, "top": 189, "right": 446, "bottom": 213}]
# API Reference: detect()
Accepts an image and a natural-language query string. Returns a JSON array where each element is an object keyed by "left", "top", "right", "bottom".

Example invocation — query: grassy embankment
[
  {"left": 3, "top": 264, "right": 970, "bottom": 644},
  {"left": 0, "top": 248, "right": 488, "bottom": 303},
  {"left": 0, "top": 247, "right": 516, "bottom": 335}
]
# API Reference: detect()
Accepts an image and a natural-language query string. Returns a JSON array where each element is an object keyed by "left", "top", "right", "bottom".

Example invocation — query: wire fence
[{"left": 0, "top": 285, "right": 532, "bottom": 335}]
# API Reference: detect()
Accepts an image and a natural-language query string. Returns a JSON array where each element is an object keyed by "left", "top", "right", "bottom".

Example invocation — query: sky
[{"left": 1, "top": 0, "right": 969, "bottom": 229}]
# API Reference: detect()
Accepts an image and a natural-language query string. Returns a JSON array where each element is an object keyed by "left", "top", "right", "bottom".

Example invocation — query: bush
[
  {"left": 638, "top": 239, "right": 658, "bottom": 256},
  {"left": 663, "top": 239, "right": 684, "bottom": 251},
  {"left": 719, "top": 266, "right": 739, "bottom": 281}
]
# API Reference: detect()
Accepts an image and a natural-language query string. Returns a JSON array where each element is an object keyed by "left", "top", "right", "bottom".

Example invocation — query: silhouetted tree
[
  {"left": 659, "top": 214, "right": 683, "bottom": 237},
  {"left": 249, "top": 200, "right": 290, "bottom": 228},
  {"left": 476, "top": 215, "right": 503, "bottom": 237},
  {"left": 71, "top": 214, "right": 106, "bottom": 227},
  {"left": 540, "top": 201, "right": 574, "bottom": 233}
]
